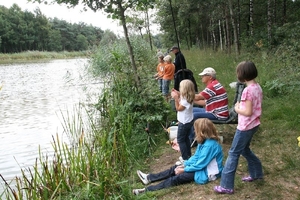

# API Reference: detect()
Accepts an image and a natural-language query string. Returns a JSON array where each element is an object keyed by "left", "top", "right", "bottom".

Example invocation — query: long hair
[
  {"left": 194, "top": 118, "right": 219, "bottom": 144},
  {"left": 179, "top": 79, "right": 195, "bottom": 104}
]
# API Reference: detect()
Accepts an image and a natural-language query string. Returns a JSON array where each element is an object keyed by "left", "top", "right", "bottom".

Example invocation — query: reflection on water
[{"left": 0, "top": 59, "right": 101, "bottom": 189}]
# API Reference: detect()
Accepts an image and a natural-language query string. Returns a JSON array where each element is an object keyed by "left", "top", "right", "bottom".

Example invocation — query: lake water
[{"left": 0, "top": 59, "right": 101, "bottom": 194}]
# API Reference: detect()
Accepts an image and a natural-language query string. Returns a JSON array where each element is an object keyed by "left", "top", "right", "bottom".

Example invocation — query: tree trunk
[
  {"left": 201, "top": 24, "right": 205, "bottom": 50},
  {"left": 249, "top": 0, "right": 254, "bottom": 36},
  {"left": 219, "top": 20, "right": 223, "bottom": 51},
  {"left": 237, "top": 0, "right": 241, "bottom": 52},
  {"left": 228, "top": 0, "right": 239, "bottom": 56},
  {"left": 273, "top": 0, "right": 277, "bottom": 25},
  {"left": 145, "top": 9, "right": 153, "bottom": 51},
  {"left": 188, "top": 19, "right": 192, "bottom": 49},
  {"left": 222, "top": 20, "right": 227, "bottom": 52},
  {"left": 225, "top": 2, "right": 231, "bottom": 54},
  {"left": 118, "top": 3, "right": 140, "bottom": 88},
  {"left": 267, "top": 0, "right": 272, "bottom": 47},
  {"left": 282, "top": 0, "right": 287, "bottom": 24}
]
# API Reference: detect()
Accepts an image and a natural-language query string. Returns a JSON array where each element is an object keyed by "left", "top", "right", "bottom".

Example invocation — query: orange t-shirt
[
  {"left": 163, "top": 63, "right": 175, "bottom": 80},
  {"left": 156, "top": 62, "right": 165, "bottom": 78}
]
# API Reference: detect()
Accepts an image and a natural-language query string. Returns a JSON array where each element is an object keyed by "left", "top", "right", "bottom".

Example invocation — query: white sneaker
[
  {"left": 178, "top": 156, "right": 184, "bottom": 163},
  {"left": 175, "top": 156, "right": 186, "bottom": 165},
  {"left": 137, "top": 170, "right": 150, "bottom": 185},
  {"left": 175, "top": 161, "right": 183, "bottom": 165},
  {"left": 133, "top": 188, "right": 145, "bottom": 195}
]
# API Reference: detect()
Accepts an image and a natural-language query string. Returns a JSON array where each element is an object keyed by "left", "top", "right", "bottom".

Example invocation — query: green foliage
[
  {"left": 0, "top": 4, "right": 106, "bottom": 53},
  {"left": 91, "top": 36, "right": 171, "bottom": 142},
  {"left": 261, "top": 22, "right": 300, "bottom": 97}
]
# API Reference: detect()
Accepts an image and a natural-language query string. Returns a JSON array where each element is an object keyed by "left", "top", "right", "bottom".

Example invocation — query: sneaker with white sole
[
  {"left": 132, "top": 188, "right": 145, "bottom": 195},
  {"left": 175, "top": 156, "right": 186, "bottom": 165},
  {"left": 175, "top": 161, "right": 183, "bottom": 165},
  {"left": 137, "top": 170, "right": 150, "bottom": 185},
  {"left": 178, "top": 156, "right": 184, "bottom": 163}
]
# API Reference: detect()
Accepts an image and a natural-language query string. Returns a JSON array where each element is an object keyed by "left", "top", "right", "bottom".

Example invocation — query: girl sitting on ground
[{"left": 133, "top": 118, "right": 224, "bottom": 195}]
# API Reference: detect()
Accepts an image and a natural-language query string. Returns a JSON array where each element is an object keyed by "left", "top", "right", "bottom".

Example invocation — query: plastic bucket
[{"left": 169, "top": 126, "right": 178, "bottom": 140}]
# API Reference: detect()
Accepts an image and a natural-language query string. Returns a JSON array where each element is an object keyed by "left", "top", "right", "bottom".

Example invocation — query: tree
[
  {"left": 76, "top": 34, "right": 88, "bottom": 50},
  {"left": 34, "top": 8, "right": 51, "bottom": 51},
  {"left": 228, "top": 0, "right": 240, "bottom": 55},
  {"left": 47, "top": 29, "right": 62, "bottom": 51}
]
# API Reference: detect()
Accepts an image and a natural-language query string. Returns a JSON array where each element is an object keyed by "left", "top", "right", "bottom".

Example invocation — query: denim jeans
[
  {"left": 177, "top": 121, "right": 193, "bottom": 160},
  {"left": 158, "top": 79, "right": 163, "bottom": 93},
  {"left": 146, "top": 165, "right": 195, "bottom": 191},
  {"left": 220, "top": 125, "right": 263, "bottom": 189},
  {"left": 189, "top": 108, "right": 218, "bottom": 143},
  {"left": 162, "top": 79, "right": 171, "bottom": 95}
]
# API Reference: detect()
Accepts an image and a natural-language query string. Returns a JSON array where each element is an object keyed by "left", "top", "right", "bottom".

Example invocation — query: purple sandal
[
  {"left": 213, "top": 185, "right": 234, "bottom": 194},
  {"left": 242, "top": 176, "right": 263, "bottom": 182}
]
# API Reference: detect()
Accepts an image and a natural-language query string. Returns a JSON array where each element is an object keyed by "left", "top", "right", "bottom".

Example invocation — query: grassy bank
[
  {"left": 132, "top": 49, "right": 300, "bottom": 199},
  {"left": 1, "top": 44, "right": 300, "bottom": 199},
  {"left": 0, "top": 51, "right": 89, "bottom": 64}
]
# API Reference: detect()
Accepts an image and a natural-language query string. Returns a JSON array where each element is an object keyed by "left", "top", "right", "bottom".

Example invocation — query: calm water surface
[{"left": 0, "top": 59, "right": 101, "bottom": 188}]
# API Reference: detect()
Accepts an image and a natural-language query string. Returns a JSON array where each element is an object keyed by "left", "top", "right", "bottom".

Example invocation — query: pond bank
[{"left": 0, "top": 51, "right": 89, "bottom": 65}]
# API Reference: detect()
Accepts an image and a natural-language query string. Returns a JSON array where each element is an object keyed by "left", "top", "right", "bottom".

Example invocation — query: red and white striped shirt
[{"left": 200, "top": 80, "right": 229, "bottom": 120}]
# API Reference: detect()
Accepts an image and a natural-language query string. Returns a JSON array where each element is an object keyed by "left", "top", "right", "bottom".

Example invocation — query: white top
[{"left": 177, "top": 97, "right": 193, "bottom": 124}]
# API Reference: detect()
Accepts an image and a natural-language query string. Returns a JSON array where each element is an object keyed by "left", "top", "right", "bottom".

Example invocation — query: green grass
[{"left": 133, "top": 49, "right": 300, "bottom": 199}]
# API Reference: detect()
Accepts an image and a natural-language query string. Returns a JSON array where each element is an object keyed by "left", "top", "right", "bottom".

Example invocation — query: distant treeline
[{"left": 0, "top": 4, "right": 114, "bottom": 53}]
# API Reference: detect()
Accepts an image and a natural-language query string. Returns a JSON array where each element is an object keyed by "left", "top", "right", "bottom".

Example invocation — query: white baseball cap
[{"left": 199, "top": 67, "right": 216, "bottom": 76}]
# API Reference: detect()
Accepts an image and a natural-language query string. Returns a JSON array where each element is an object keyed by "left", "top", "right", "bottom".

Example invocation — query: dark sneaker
[
  {"left": 214, "top": 185, "right": 234, "bottom": 194},
  {"left": 137, "top": 170, "right": 150, "bottom": 185},
  {"left": 242, "top": 176, "right": 263, "bottom": 182},
  {"left": 132, "top": 188, "right": 145, "bottom": 195}
]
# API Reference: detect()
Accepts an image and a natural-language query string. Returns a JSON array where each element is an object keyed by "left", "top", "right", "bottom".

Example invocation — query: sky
[{"left": 0, "top": 0, "right": 123, "bottom": 34}]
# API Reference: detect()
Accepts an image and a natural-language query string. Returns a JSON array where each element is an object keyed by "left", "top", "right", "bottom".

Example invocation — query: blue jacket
[{"left": 184, "top": 139, "right": 223, "bottom": 184}]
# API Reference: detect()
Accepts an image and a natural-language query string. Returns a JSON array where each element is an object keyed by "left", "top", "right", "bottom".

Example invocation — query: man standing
[{"left": 170, "top": 46, "right": 186, "bottom": 74}]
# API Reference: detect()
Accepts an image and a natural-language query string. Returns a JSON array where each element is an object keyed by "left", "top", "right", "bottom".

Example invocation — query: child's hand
[
  {"left": 171, "top": 91, "right": 178, "bottom": 99},
  {"left": 174, "top": 166, "right": 184, "bottom": 175},
  {"left": 235, "top": 102, "right": 240, "bottom": 110}
]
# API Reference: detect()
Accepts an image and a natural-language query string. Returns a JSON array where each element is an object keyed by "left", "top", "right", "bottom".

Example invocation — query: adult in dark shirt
[{"left": 170, "top": 46, "right": 186, "bottom": 74}]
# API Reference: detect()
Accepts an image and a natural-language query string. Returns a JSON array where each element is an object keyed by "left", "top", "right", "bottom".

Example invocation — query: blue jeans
[
  {"left": 146, "top": 165, "right": 195, "bottom": 191},
  {"left": 162, "top": 79, "right": 171, "bottom": 95},
  {"left": 189, "top": 108, "right": 218, "bottom": 143},
  {"left": 177, "top": 121, "right": 193, "bottom": 160},
  {"left": 158, "top": 79, "right": 163, "bottom": 93},
  {"left": 220, "top": 125, "right": 263, "bottom": 189}
]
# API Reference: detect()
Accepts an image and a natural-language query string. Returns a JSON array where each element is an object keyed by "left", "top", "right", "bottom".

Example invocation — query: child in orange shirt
[
  {"left": 154, "top": 53, "right": 165, "bottom": 93},
  {"left": 162, "top": 55, "right": 175, "bottom": 99}
]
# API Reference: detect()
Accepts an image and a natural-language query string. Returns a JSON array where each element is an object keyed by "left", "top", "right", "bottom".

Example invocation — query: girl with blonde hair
[
  {"left": 133, "top": 118, "right": 223, "bottom": 195},
  {"left": 171, "top": 79, "right": 195, "bottom": 162}
]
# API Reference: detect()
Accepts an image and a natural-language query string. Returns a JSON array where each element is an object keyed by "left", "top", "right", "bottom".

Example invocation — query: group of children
[
  {"left": 134, "top": 60, "right": 264, "bottom": 196},
  {"left": 153, "top": 52, "right": 175, "bottom": 101}
]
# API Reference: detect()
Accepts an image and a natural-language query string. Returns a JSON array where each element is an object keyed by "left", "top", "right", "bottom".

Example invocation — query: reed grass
[{"left": 0, "top": 51, "right": 89, "bottom": 64}]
